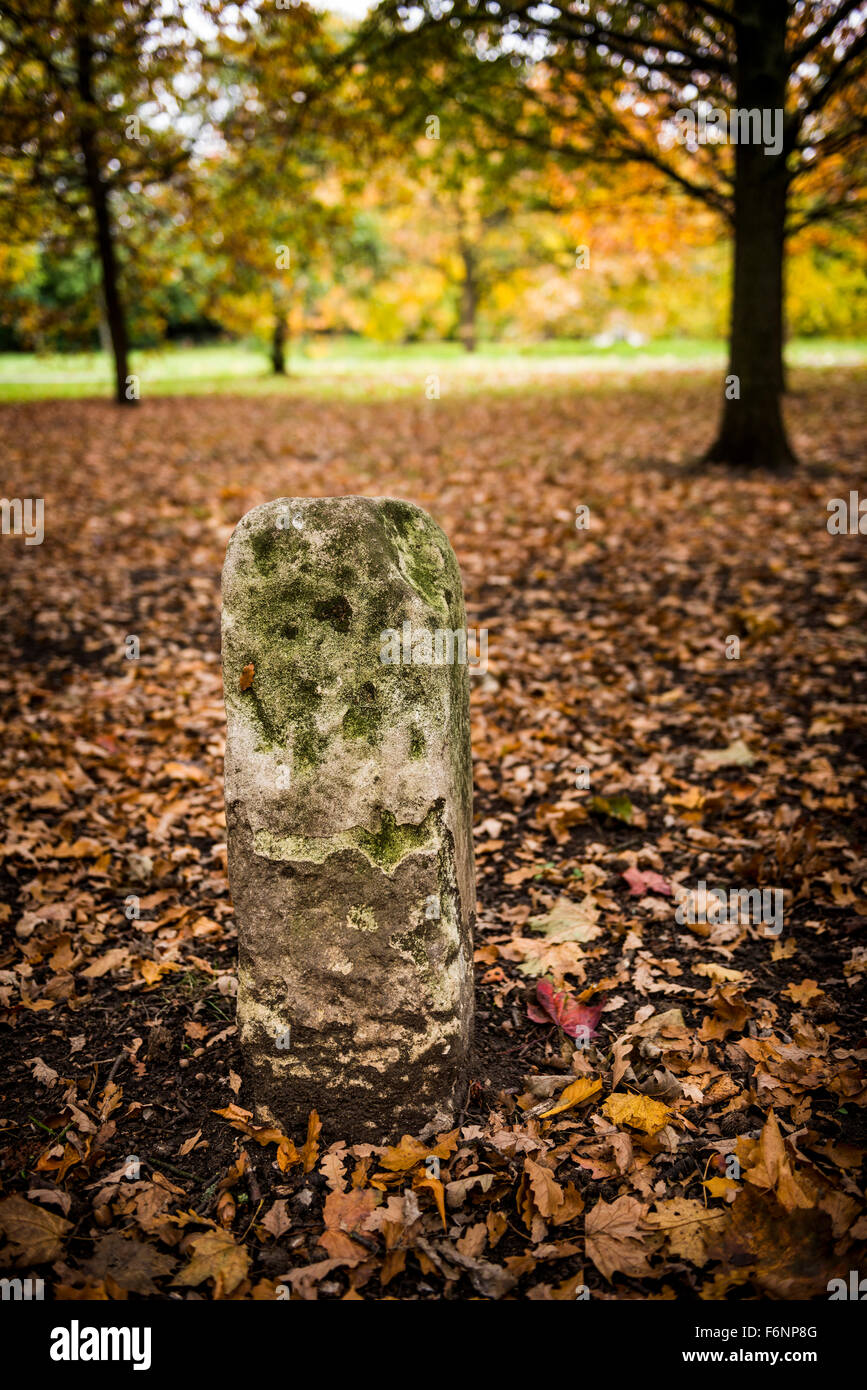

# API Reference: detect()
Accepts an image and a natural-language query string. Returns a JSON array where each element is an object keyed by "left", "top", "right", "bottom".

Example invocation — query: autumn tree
[
  {"left": 193, "top": 2, "right": 370, "bottom": 373},
  {"left": 357, "top": 1, "right": 867, "bottom": 469},
  {"left": 0, "top": 0, "right": 221, "bottom": 403},
  {"left": 369, "top": 120, "right": 566, "bottom": 350}
]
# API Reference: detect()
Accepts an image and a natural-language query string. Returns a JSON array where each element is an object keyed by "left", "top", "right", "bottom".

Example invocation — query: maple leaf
[
  {"left": 173, "top": 1228, "right": 250, "bottom": 1297},
  {"left": 646, "top": 1198, "right": 726, "bottom": 1266},
  {"left": 515, "top": 940, "right": 587, "bottom": 983},
  {"left": 527, "top": 979, "right": 603, "bottom": 1040},
  {"left": 527, "top": 895, "right": 602, "bottom": 942},
  {"left": 601, "top": 1091, "right": 673, "bottom": 1136}
]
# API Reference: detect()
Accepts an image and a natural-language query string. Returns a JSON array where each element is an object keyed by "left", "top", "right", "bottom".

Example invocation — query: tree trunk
[
  {"left": 459, "top": 243, "right": 478, "bottom": 353},
  {"left": 704, "top": 0, "right": 795, "bottom": 470},
  {"left": 76, "top": 25, "right": 132, "bottom": 406},
  {"left": 271, "top": 312, "right": 287, "bottom": 375}
]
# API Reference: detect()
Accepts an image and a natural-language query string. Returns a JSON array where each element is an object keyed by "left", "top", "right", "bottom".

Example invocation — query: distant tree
[
  {"left": 0, "top": 0, "right": 218, "bottom": 402},
  {"left": 198, "top": 3, "right": 367, "bottom": 372},
  {"left": 358, "top": 1, "right": 867, "bottom": 470},
  {"left": 383, "top": 124, "right": 563, "bottom": 351}
]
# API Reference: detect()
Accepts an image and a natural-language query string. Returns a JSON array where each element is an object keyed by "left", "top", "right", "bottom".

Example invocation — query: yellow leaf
[
  {"left": 136, "top": 958, "right": 181, "bottom": 987},
  {"left": 379, "top": 1127, "right": 459, "bottom": 1173},
  {"left": 413, "top": 1174, "right": 447, "bottom": 1229},
  {"left": 277, "top": 1139, "right": 301, "bottom": 1172},
  {"left": 701, "top": 1177, "right": 739, "bottom": 1199},
  {"left": 602, "top": 1092, "right": 672, "bottom": 1136},
  {"left": 647, "top": 1198, "right": 726, "bottom": 1265},
  {"left": 540, "top": 1076, "right": 602, "bottom": 1118},
  {"left": 783, "top": 979, "right": 823, "bottom": 1006}
]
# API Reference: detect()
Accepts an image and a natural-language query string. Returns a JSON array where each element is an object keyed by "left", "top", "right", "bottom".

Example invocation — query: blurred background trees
[{"left": 0, "top": 0, "right": 864, "bottom": 456}]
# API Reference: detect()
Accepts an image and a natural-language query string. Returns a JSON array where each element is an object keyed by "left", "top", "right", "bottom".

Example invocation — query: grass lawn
[{"left": 0, "top": 336, "right": 865, "bottom": 402}]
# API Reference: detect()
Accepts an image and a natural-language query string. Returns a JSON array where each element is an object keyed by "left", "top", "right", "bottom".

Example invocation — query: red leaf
[
  {"left": 621, "top": 867, "right": 672, "bottom": 897},
  {"left": 527, "top": 979, "right": 603, "bottom": 1040}
]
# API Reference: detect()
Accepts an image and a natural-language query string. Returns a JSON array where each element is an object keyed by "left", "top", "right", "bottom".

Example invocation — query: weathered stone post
[{"left": 222, "top": 497, "right": 475, "bottom": 1140}]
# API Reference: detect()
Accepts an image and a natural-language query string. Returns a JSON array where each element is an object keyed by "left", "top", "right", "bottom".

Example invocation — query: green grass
[{"left": 0, "top": 336, "right": 864, "bottom": 403}]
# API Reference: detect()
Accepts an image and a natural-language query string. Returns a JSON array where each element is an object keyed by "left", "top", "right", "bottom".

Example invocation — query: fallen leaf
[
  {"left": 602, "top": 1092, "right": 673, "bottom": 1136},
  {"left": 527, "top": 979, "right": 603, "bottom": 1040},
  {"left": 585, "top": 1195, "right": 655, "bottom": 1281},
  {"left": 173, "top": 1228, "right": 249, "bottom": 1297},
  {"left": 0, "top": 1195, "right": 71, "bottom": 1264},
  {"left": 539, "top": 1076, "right": 602, "bottom": 1118}
]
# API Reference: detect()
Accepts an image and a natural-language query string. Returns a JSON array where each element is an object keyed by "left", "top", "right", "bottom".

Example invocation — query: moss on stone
[
  {"left": 249, "top": 528, "right": 278, "bottom": 574},
  {"left": 342, "top": 704, "right": 380, "bottom": 743},
  {"left": 313, "top": 594, "right": 353, "bottom": 633},
  {"left": 347, "top": 905, "right": 379, "bottom": 933},
  {"left": 224, "top": 501, "right": 469, "bottom": 842},
  {"left": 379, "top": 499, "right": 457, "bottom": 621},
  {"left": 292, "top": 710, "right": 328, "bottom": 769},
  {"left": 253, "top": 803, "right": 443, "bottom": 875},
  {"left": 389, "top": 923, "right": 430, "bottom": 971}
]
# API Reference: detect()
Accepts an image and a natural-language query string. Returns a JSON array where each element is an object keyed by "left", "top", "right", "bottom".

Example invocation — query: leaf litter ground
[{"left": 0, "top": 367, "right": 865, "bottom": 1300}]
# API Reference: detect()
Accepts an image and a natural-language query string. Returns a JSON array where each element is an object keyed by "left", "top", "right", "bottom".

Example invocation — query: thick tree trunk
[
  {"left": 76, "top": 28, "right": 132, "bottom": 406},
  {"left": 459, "top": 243, "right": 478, "bottom": 353},
  {"left": 271, "top": 313, "right": 287, "bottom": 375},
  {"left": 704, "top": 0, "right": 795, "bottom": 470}
]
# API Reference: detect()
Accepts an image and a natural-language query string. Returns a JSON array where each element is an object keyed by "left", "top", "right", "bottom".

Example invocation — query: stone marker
[{"left": 222, "top": 497, "right": 475, "bottom": 1140}]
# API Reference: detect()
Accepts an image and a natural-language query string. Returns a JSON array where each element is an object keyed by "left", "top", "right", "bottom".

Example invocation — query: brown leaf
[
  {"left": 173, "top": 1229, "right": 249, "bottom": 1297},
  {"left": 261, "top": 1200, "right": 292, "bottom": 1240},
  {"left": 523, "top": 1157, "right": 565, "bottom": 1219},
  {"left": 301, "top": 1109, "right": 321, "bottom": 1172},
  {"left": 85, "top": 1233, "right": 175, "bottom": 1295},
  {"left": 0, "top": 1195, "right": 71, "bottom": 1264},
  {"left": 585, "top": 1195, "right": 655, "bottom": 1281}
]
